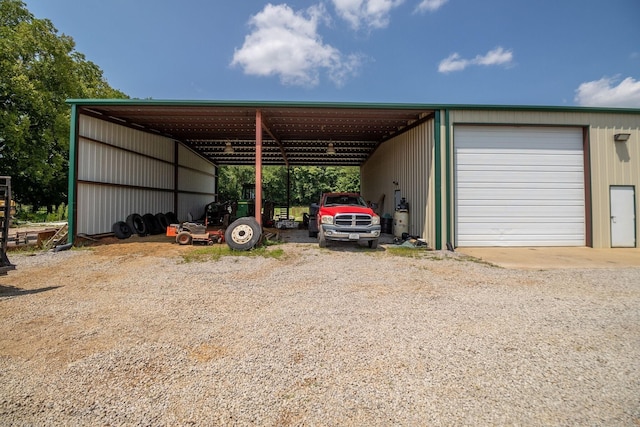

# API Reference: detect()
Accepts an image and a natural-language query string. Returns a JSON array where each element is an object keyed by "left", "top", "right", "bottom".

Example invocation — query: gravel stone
[{"left": 1, "top": 241, "right": 639, "bottom": 426}]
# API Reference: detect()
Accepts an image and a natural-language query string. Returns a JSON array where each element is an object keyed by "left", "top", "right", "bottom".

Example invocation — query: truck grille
[{"left": 334, "top": 214, "right": 372, "bottom": 227}]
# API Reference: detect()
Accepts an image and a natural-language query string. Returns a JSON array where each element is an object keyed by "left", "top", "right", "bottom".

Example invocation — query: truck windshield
[{"left": 324, "top": 196, "right": 367, "bottom": 206}]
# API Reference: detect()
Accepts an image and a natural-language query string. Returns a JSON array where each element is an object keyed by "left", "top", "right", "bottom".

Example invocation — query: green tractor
[
  {"left": 233, "top": 183, "right": 256, "bottom": 219},
  {"left": 205, "top": 183, "right": 274, "bottom": 229}
]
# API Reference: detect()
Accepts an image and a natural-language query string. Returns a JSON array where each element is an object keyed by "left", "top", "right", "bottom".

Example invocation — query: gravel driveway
[{"left": 1, "top": 240, "right": 639, "bottom": 426}]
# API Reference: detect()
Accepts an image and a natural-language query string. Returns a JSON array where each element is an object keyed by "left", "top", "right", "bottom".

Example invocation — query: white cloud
[
  {"left": 231, "top": 3, "right": 362, "bottom": 87},
  {"left": 332, "top": 0, "right": 404, "bottom": 30},
  {"left": 438, "top": 53, "right": 468, "bottom": 73},
  {"left": 575, "top": 76, "right": 640, "bottom": 107},
  {"left": 414, "top": 0, "right": 448, "bottom": 13},
  {"left": 438, "top": 47, "right": 514, "bottom": 73}
]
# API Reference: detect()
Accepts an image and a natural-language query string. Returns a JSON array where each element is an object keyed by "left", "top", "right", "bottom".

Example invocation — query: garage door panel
[
  {"left": 458, "top": 188, "right": 585, "bottom": 201},
  {"left": 459, "top": 224, "right": 585, "bottom": 237},
  {"left": 458, "top": 205, "right": 583, "bottom": 217},
  {"left": 460, "top": 235, "right": 584, "bottom": 247},
  {"left": 455, "top": 126, "right": 585, "bottom": 247},
  {"left": 458, "top": 169, "right": 584, "bottom": 184},
  {"left": 457, "top": 153, "right": 583, "bottom": 166},
  {"left": 458, "top": 181, "right": 584, "bottom": 190}
]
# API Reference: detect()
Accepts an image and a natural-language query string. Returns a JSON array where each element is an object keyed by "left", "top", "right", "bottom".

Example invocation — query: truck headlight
[
  {"left": 371, "top": 215, "right": 380, "bottom": 225},
  {"left": 320, "top": 215, "right": 334, "bottom": 225}
]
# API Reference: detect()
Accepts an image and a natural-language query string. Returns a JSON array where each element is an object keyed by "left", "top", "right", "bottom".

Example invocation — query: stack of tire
[{"left": 112, "top": 212, "right": 179, "bottom": 239}]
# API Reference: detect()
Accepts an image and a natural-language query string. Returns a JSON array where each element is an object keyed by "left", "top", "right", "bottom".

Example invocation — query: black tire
[
  {"left": 165, "top": 211, "right": 179, "bottom": 225},
  {"left": 112, "top": 221, "right": 133, "bottom": 239},
  {"left": 225, "top": 217, "right": 262, "bottom": 251},
  {"left": 368, "top": 238, "right": 379, "bottom": 249},
  {"left": 318, "top": 227, "right": 327, "bottom": 248},
  {"left": 308, "top": 230, "right": 318, "bottom": 238},
  {"left": 126, "top": 213, "right": 147, "bottom": 236},
  {"left": 176, "top": 231, "right": 192, "bottom": 245},
  {"left": 155, "top": 213, "right": 169, "bottom": 231},
  {"left": 142, "top": 213, "right": 163, "bottom": 235}
]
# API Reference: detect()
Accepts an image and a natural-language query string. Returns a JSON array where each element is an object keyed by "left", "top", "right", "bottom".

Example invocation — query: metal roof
[
  {"left": 69, "top": 99, "right": 640, "bottom": 167},
  {"left": 70, "top": 100, "right": 434, "bottom": 166}
]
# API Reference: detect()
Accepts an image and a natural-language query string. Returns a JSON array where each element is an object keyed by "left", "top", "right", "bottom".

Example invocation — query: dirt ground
[{"left": 1, "top": 230, "right": 639, "bottom": 425}]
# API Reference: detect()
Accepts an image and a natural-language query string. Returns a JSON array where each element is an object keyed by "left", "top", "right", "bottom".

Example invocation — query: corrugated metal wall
[
  {"left": 361, "top": 120, "right": 435, "bottom": 243},
  {"left": 446, "top": 110, "right": 640, "bottom": 248},
  {"left": 589, "top": 122, "right": 639, "bottom": 248},
  {"left": 176, "top": 144, "right": 217, "bottom": 222},
  {"left": 76, "top": 115, "right": 216, "bottom": 235}
]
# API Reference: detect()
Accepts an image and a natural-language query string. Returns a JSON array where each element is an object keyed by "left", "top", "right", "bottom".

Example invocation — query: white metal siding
[
  {"left": 361, "top": 121, "right": 433, "bottom": 240},
  {"left": 76, "top": 114, "right": 216, "bottom": 235},
  {"left": 176, "top": 145, "right": 217, "bottom": 221},
  {"left": 77, "top": 184, "right": 173, "bottom": 235},
  {"left": 455, "top": 126, "right": 585, "bottom": 246}
]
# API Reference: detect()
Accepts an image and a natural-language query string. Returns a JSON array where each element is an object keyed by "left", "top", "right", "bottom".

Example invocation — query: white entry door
[{"left": 610, "top": 186, "right": 636, "bottom": 247}]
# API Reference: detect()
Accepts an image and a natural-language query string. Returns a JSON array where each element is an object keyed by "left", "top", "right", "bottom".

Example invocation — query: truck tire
[
  {"left": 368, "top": 238, "right": 379, "bottom": 249},
  {"left": 165, "top": 212, "right": 179, "bottom": 225},
  {"left": 176, "top": 231, "right": 192, "bottom": 245},
  {"left": 318, "top": 228, "right": 327, "bottom": 248},
  {"left": 126, "top": 213, "right": 147, "bottom": 236},
  {"left": 308, "top": 230, "right": 318, "bottom": 238},
  {"left": 112, "top": 221, "right": 132, "bottom": 239},
  {"left": 143, "top": 213, "right": 163, "bottom": 235},
  {"left": 225, "top": 217, "right": 262, "bottom": 251},
  {"left": 155, "top": 213, "right": 169, "bottom": 231}
]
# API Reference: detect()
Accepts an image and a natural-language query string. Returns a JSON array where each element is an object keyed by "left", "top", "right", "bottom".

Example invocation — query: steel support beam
[
  {"left": 261, "top": 115, "right": 289, "bottom": 168},
  {"left": 255, "top": 110, "right": 263, "bottom": 226}
]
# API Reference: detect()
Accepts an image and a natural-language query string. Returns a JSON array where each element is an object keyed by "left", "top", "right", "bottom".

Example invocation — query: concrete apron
[{"left": 457, "top": 247, "right": 640, "bottom": 269}]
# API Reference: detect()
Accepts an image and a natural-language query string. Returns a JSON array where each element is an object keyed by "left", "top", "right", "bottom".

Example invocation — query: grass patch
[
  {"left": 386, "top": 246, "right": 435, "bottom": 258},
  {"left": 181, "top": 245, "right": 285, "bottom": 263}
]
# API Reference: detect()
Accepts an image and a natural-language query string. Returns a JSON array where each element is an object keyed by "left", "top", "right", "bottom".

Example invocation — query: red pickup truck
[{"left": 311, "top": 192, "right": 381, "bottom": 249}]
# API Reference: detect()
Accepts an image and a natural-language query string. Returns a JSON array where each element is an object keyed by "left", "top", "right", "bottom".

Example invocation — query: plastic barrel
[{"left": 381, "top": 217, "right": 392, "bottom": 234}]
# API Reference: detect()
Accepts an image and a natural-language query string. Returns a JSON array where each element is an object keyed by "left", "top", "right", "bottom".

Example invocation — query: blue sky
[{"left": 23, "top": 0, "right": 640, "bottom": 107}]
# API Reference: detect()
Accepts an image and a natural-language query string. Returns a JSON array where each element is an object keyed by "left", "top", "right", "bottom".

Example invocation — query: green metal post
[
  {"left": 445, "top": 109, "right": 452, "bottom": 247},
  {"left": 67, "top": 104, "right": 78, "bottom": 245},
  {"left": 434, "top": 110, "right": 442, "bottom": 250}
]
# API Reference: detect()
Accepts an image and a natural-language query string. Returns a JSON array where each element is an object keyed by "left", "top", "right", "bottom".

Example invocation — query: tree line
[
  {"left": 0, "top": 0, "right": 127, "bottom": 212},
  {"left": 217, "top": 165, "right": 360, "bottom": 207}
]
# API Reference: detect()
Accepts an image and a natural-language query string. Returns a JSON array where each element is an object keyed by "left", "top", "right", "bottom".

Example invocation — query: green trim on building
[
  {"left": 67, "top": 104, "right": 78, "bottom": 245},
  {"left": 445, "top": 109, "right": 452, "bottom": 246},
  {"left": 434, "top": 110, "right": 442, "bottom": 250},
  {"left": 66, "top": 98, "right": 640, "bottom": 115}
]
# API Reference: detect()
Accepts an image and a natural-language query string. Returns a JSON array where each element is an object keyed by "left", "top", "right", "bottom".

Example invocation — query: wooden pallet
[{"left": 42, "top": 224, "right": 69, "bottom": 250}]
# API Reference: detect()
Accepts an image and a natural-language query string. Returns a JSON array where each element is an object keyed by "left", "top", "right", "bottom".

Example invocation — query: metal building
[{"left": 67, "top": 100, "right": 640, "bottom": 249}]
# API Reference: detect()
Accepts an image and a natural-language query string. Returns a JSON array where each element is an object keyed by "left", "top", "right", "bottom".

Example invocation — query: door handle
[{"left": 611, "top": 215, "right": 616, "bottom": 223}]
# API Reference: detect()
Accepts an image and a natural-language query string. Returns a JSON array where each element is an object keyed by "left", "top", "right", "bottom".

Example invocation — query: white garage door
[{"left": 455, "top": 126, "right": 585, "bottom": 247}]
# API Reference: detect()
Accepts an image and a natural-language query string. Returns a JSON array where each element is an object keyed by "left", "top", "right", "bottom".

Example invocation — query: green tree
[
  {"left": 217, "top": 165, "right": 361, "bottom": 206},
  {"left": 0, "top": 0, "right": 127, "bottom": 211}
]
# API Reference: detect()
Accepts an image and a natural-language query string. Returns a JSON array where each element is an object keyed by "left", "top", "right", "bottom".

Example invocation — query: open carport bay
[{"left": 1, "top": 241, "right": 639, "bottom": 425}]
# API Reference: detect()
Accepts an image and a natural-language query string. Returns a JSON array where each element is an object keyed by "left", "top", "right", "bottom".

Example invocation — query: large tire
[
  {"left": 112, "top": 221, "right": 132, "bottom": 239},
  {"left": 143, "top": 213, "right": 163, "bottom": 235},
  {"left": 165, "top": 211, "right": 179, "bottom": 225},
  {"left": 155, "top": 213, "right": 169, "bottom": 231},
  {"left": 126, "top": 213, "right": 147, "bottom": 236},
  {"left": 318, "top": 227, "right": 327, "bottom": 248},
  {"left": 368, "top": 238, "right": 379, "bottom": 249},
  {"left": 176, "top": 231, "right": 193, "bottom": 245},
  {"left": 225, "top": 217, "right": 262, "bottom": 251},
  {"left": 308, "top": 230, "right": 318, "bottom": 238}
]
